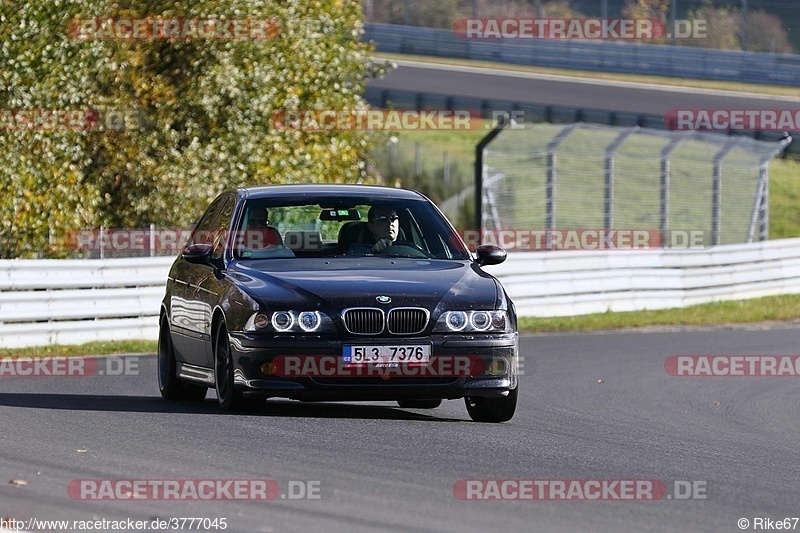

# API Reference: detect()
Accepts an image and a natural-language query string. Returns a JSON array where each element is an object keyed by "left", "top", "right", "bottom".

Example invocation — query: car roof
[{"left": 238, "top": 184, "right": 427, "bottom": 201}]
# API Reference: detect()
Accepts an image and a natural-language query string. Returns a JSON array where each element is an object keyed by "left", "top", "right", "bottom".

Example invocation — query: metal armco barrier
[{"left": 364, "top": 23, "right": 800, "bottom": 87}]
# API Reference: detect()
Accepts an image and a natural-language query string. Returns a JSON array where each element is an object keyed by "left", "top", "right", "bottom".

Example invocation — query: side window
[
  {"left": 191, "top": 198, "right": 224, "bottom": 246},
  {"left": 212, "top": 197, "right": 234, "bottom": 260}
]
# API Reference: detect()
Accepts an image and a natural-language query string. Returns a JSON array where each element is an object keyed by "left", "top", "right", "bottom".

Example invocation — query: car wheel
[
  {"left": 397, "top": 399, "right": 442, "bottom": 409},
  {"left": 158, "top": 316, "right": 207, "bottom": 401},
  {"left": 214, "top": 322, "right": 246, "bottom": 412},
  {"left": 464, "top": 386, "right": 518, "bottom": 423}
]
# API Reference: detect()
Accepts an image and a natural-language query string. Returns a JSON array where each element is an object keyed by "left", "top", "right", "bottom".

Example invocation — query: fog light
[
  {"left": 260, "top": 363, "right": 277, "bottom": 376},
  {"left": 487, "top": 360, "right": 506, "bottom": 375}
]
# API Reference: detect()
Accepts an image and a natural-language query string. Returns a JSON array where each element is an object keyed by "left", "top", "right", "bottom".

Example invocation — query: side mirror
[
  {"left": 476, "top": 244, "right": 507, "bottom": 266},
  {"left": 182, "top": 243, "right": 213, "bottom": 265}
]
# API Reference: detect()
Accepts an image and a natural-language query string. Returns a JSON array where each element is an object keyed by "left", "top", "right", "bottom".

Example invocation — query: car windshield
[{"left": 232, "top": 195, "right": 470, "bottom": 260}]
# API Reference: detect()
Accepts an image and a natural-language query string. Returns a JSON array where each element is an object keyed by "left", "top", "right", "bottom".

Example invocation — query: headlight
[
  {"left": 445, "top": 311, "right": 467, "bottom": 331},
  {"left": 470, "top": 311, "right": 491, "bottom": 331},
  {"left": 434, "top": 310, "right": 509, "bottom": 333},
  {"left": 271, "top": 311, "right": 294, "bottom": 332},
  {"left": 245, "top": 310, "right": 333, "bottom": 333},
  {"left": 297, "top": 311, "right": 321, "bottom": 332}
]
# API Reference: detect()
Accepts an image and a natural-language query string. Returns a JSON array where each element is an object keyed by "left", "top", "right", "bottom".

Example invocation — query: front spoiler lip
[{"left": 236, "top": 377, "right": 515, "bottom": 401}]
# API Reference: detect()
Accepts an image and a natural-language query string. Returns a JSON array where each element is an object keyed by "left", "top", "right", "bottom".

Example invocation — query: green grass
[
  {"left": 375, "top": 53, "right": 800, "bottom": 98},
  {"left": 0, "top": 340, "right": 157, "bottom": 358},
  {"left": 518, "top": 294, "right": 800, "bottom": 333},
  {"left": 388, "top": 128, "right": 489, "bottom": 162},
  {"left": 768, "top": 158, "right": 800, "bottom": 239}
]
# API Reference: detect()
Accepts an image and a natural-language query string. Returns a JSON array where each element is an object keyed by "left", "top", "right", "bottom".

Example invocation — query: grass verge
[
  {"left": 518, "top": 294, "right": 800, "bottom": 333},
  {"left": 0, "top": 340, "right": 157, "bottom": 358}
]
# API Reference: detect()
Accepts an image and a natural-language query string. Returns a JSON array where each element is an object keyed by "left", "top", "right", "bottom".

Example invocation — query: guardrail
[
  {"left": 3, "top": 240, "right": 800, "bottom": 348},
  {"left": 487, "top": 238, "right": 800, "bottom": 316},
  {"left": 364, "top": 22, "right": 800, "bottom": 87},
  {"left": 0, "top": 257, "right": 173, "bottom": 348}
]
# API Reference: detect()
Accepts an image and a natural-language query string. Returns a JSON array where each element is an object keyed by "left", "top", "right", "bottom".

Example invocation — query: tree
[
  {"left": 746, "top": 10, "right": 794, "bottom": 54},
  {"left": 0, "top": 0, "right": 382, "bottom": 258},
  {"left": 621, "top": 0, "right": 670, "bottom": 43},
  {"left": 682, "top": 4, "right": 739, "bottom": 50}
]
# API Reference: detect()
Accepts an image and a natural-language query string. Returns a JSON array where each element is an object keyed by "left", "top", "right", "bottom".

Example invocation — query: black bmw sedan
[{"left": 158, "top": 184, "right": 519, "bottom": 422}]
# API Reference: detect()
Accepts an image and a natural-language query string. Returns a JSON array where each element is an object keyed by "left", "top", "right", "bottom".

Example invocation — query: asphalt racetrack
[
  {"left": 2, "top": 328, "right": 799, "bottom": 532},
  {"left": 368, "top": 59, "right": 800, "bottom": 116}
]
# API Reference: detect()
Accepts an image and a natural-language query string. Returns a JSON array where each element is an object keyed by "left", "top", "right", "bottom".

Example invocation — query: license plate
[{"left": 343, "top": 345, "right": 431, "bottom": 364}]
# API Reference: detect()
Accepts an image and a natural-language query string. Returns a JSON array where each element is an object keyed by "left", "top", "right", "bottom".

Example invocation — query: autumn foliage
[{"left": 0, "top": 0, "right": 381, "bottom": 258}]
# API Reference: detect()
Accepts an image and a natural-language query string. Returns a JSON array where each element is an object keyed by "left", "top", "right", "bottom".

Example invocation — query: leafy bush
[{"left": 0, "top": 0, "right": 382, "bottom": 258}]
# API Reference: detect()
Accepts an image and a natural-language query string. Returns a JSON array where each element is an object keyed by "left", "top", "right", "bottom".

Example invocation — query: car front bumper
[{"left": 227, "top": 331, "right": 519, "bottom": 401}]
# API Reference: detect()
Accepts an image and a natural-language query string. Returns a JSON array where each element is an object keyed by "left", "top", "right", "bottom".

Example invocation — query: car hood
[{"left": 228, "top": 257, "right": 501, "bottom": 313}]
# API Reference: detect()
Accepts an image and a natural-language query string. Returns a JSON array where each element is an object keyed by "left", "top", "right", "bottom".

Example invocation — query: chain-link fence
[
  {"left": 441, "top": 122, "right": 790, "bottom": 247},
  {"left": 369, "top": 136, "right": 473, "bottom": 221}
]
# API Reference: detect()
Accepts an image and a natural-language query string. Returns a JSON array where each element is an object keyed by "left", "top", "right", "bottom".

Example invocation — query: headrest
[
  {"left": 284, "top": 231, "right": 322, "bottom": 251},
  {"left": 338, "top": 221, "right": 368, "bottom": 250},
  {"left": 237, "top": 226, "right": 283, "bottom": 250}
]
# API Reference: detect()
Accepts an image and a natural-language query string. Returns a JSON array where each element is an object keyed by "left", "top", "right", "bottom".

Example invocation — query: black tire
[
  {"left": 158, "top": 316, "right": 207, "bottom": 401},
  {"left": 397, "top": 399, "right": 442, "bottom": 409},
  {"left": 465, "top": 386, "right": 518, "bottom": 423},
  {"left": 214, "top": 322, "right": 246, "bottom": 412}
]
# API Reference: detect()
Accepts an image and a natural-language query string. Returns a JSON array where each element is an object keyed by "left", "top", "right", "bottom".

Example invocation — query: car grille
[
  {"left": 342, "top": 307, "right": 429, "bottom": 335},
  {"left": 387, "top": 308, "right": 429, "bottom": 335},
  {"left": 342, "top": 308, "right": 384, "bottom": 335}
]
